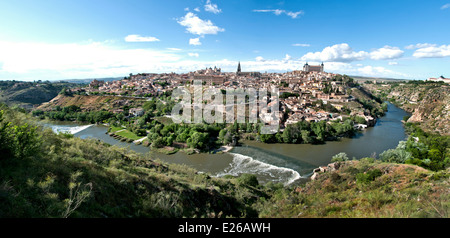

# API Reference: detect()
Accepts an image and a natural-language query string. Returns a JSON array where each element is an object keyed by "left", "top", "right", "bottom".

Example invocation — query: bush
[
  {"left": 135, "top": 129, "right": 147, "bottom": 137},
  {"left": 237, "top": 174, "right": 259, "bottom": 187},
  {"left": 430, "top": 170, "right": 449, "bottom": 181},
  {"left": 152, "top": 138, "right": 165, "bottom": 149},
  {"left": 331, "top": 152, "right": 349, "bottom": 162},
  {"left": 379, "top": 147, "right": 411, "bottom": 163},
  {"left": 356, "top": 169, "right": 382, "bottom": 184},
  {"left": 0, "top": 110, "right": 40, "bottom": 160}
]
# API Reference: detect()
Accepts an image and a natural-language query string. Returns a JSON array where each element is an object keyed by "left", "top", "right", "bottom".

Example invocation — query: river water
[{"left": 44, "top": 102, "right": 409, "bottom": 185}]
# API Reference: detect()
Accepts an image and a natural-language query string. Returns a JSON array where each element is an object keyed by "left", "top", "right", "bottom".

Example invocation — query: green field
[
  {"left": 109, "top": 126, "right": 125, "bottom": 133},
  {"left": 115, "top": 129, "right": 144, "bottom": 141}
]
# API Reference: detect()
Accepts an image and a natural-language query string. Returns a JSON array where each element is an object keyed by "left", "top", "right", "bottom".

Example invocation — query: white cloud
[
  {"left": 194, "top": 7, "right": 201, "bottom": 12},
  {"left": 441, "top": 3, "right": 450, "bottom": 10},
  {"left": 177, "top": 12, "right": 224, "bottom": 35},
  {"left": 388, "top": 62, "right": 398, "bottom": 65},
  {"left": 189, "top": 38, "right": 202, "bottom": 46},
  {"left": 0, "top": 40, "right": 412, "bottom": 81},
  {"left": 283, "top": 54, "right": 292, "bottom": 61},
  {"left": 369, "top": 46, "right": 404, "bottom": 60},
  {"left": 0, "top": 41, "right": 180, "bottom": 80},
  {"left": 124, "top": 34, "right": 160, "bottom": 42},
  {"left": 412, "top": 44, "right": 450, "bottom": 58},
  {"left": 255, "top": 56, "right": 265, "bottom": 62},
  {"left": 357, "top": 66, "right": 398, "bottom": 77},
  {"left": 184, "top": 7, "right": 190, "bottom": 11},
  {"left": 302, "top": 44, "right": 405, "bottom": 62},
  {"left": 253, "top": 9, "right": 304, "bottom": 19},
  {"left": 301, "top": 43, "right": 369, "bottom": 62},
  {"left": 286, "top": 11, "right": 304, "bottom": 19},
  {"left": 405, "top": 43, "right": 437, "bottom": 50},
  {"left": 204, "top": 0, "right": 221, "bottom": 14},
  {"left": 292, "top": 43, "right": 310, "bottom": 47}
]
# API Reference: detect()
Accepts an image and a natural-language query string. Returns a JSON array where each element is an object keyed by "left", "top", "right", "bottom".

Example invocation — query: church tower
[
  {"left": 303, "top": 62, "right": 309, "bottom": 72},
  {"left": 237, "top": 61, "right": 241, "bottom": 75}
]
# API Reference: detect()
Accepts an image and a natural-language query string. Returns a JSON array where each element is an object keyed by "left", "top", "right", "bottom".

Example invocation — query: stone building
[{"left": 303, "top": 62, "right": 324, "bottom": 73}]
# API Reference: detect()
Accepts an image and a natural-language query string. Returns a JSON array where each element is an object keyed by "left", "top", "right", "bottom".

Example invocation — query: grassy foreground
[{"left": 257, "top": 159, "right": 449, "bottom": 218}]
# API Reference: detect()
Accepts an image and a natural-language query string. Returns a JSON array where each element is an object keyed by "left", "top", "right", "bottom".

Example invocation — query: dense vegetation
[
  {"left": 129, "top": 115, "right": 361, "bottom": 152},
  {"left": 378, "top": 122, "right": 450, "bottom": 171},
  {"left": 33, "top": 105, "right": 115, "bottom": 123},
  {"left": 259, "top": 119, "right": 355, "bottom": 144},
  {"left": 145, "top": 122, "right": 223, "bottom": 151}
]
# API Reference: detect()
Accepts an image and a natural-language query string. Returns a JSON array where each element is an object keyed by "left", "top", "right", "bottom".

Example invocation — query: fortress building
[{"left": 303, "top": 62, "right": 324, "bottom": 73}]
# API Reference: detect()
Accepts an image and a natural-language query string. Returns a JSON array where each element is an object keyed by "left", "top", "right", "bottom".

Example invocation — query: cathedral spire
[{"left": 237, "top": 61, "right": 241, "bottom": 74}]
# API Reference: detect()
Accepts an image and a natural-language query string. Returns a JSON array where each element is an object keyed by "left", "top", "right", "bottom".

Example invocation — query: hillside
[
  {"left": 1, "top": 105, "right": 448, "bottom": 218},
  {"left": 351, "top": 76, "right": 409, "bottom": 83},
  {"left": 0, "top": 81, "right": 78, "bottom": 109},
  {"left": 363, "top": 81, "right": 450, "bottom": 135},
  {"left": 257, "top": 159, "right": 449, "bottom": 218},
  {"left": 38, "top": 94, "right": 147, "bottom": 112}
]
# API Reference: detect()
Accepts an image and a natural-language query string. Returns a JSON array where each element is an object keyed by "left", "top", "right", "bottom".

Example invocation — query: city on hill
[{"left": 58, "top": 62, "right": 383, "bottom": 132}]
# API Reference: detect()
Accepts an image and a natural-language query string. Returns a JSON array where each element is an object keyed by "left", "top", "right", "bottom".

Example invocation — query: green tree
[
  {"left": 301, "top": 130, "right": 312, "bottom": 144},
  {"left": 152, "top": 137, "right": 165, "bottom": 149},
  {"left": 259, "top": 133, "right": 277, "bottom": 143},
  {"left": 11, "top": 123, "right": 40, "bottom": 158},
  {"left": 0, "top": 110, "right": 14, "bottom": 159},
  {"left": 331, "top": 152, "right": 349, "bottom": 162},
  {"left": 311, "top": 121, "right": 327, "bottom": 143},
  {"left": 188, "top": 132, "right": 209, "bottom": 150},
  {"left": 282, "top": 124, "right": 300, "bottom": 143}
]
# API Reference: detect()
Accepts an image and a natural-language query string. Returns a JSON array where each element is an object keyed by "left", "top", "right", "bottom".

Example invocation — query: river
[{"left": 44, "top": 102, "right": 409, "bottom": 185}]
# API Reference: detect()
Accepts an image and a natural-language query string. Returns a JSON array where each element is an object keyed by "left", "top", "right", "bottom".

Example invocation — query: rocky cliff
[
  {"left": 0, "top": 81, "right": 77, "bottom": 109},
  {"left": 364, "top": 82, "right": 450, "bottom": 135}
]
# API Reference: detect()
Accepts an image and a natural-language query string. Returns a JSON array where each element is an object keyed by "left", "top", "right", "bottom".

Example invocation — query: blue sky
[{"left": 0, "top": 0, "right": 449, "bottom": 81}]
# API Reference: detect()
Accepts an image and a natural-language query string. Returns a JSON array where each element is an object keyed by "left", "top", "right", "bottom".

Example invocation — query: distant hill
[
  {"left": 0, "top": 80, "right": 79, "bottom": 109},
  {"left": 351, "top": 75, "right": 411, "bottom": 83},
  {"left": 57, "top": 77, "right": 123, "bottom": 84}
]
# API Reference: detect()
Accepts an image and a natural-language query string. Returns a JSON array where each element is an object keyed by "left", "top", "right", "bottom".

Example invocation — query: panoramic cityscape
[{"left": 0, "top": 0, "right": 449, "bottom": 233}]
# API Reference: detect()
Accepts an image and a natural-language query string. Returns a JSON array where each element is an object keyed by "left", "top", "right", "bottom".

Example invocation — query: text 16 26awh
[{"left": 178, "top": 222, "right": 270, "bottom": 235}]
